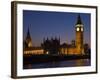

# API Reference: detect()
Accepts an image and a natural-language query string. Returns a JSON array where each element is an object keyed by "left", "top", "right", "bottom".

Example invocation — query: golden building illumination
[
  {"left": 24, "top": 47, "right": 44, "bottom": 55},
  {"left": 24, "top": 15, "right": 85, "bottom": 55}
]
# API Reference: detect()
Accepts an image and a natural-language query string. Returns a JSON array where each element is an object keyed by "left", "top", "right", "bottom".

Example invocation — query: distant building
[
  {"left": 41, "top": 37, "right": 60, "bottom": 54},
  {"left": 23, "top": 15, "right": 89, "bottom": 55},
  {"left": 23, "top": 28, "right": 44, "bottom": 55},
  {"left": 23, "top": 28, "right": 33, "bottom": 48}
]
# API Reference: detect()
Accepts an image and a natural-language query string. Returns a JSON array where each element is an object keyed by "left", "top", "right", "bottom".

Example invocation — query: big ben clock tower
[{"left": 75, "top": 15, "right": 84, "bottom": 54}]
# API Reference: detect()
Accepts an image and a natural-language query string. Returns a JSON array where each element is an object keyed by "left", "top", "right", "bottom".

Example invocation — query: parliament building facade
[{"left": 24, "top": 15, "right": 88, "bottom": 55}]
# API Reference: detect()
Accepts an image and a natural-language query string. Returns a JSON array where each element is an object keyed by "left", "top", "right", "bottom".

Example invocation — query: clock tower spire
[{"left": 75, "top": 14, "right": 84, "bottom": 54}]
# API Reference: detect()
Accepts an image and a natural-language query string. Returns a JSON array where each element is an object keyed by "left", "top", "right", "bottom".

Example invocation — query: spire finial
[
  {"left": 76, "top": 14, "right": 82, "bottom": 24},
  {"left": 43, "top": 37, "right": 45, "bottom": 42},
  {"left": 26, "top": 25, "right": 31, "bottom": 39}
]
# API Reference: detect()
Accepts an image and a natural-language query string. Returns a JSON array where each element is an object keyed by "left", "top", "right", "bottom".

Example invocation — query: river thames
[{"left": 24, "top": 59, "right": 90, "bottom": 69}]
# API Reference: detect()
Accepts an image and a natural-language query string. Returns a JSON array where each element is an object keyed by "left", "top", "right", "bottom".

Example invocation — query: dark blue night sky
[{"left": 23, "top": 10, "right": 90, "bottom": 47}]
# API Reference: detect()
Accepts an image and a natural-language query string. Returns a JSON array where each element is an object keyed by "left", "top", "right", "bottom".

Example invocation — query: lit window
[{"left": 46, "top": 51, "right": 49, "bottom": 54}]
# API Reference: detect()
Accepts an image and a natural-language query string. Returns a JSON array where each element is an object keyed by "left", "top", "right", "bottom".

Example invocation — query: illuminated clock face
[
  {"left": 81, "top": 28, "right": 83, "bottom": 31},
  {"left": 76, "top": 28, "right": 79, "bottom": 31}
]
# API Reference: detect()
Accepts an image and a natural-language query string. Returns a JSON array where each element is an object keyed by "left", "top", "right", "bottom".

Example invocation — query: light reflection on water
[{"left": 24, "top": 59, "right": 90, "bottom": 69}]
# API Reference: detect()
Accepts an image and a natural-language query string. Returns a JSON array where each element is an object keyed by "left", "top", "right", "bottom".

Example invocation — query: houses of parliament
[{"left": 23, "top": 15, "right": 90, "bottom": 55}]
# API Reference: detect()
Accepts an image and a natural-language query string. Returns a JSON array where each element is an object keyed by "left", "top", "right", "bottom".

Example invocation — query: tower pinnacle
[
  {"left": 26, "top": 27, "right": 31, "bottom": 39},
  {"left": 25, "top": 27, "right": 33, "bottom": 48},
  {"left": 76, "top": 14, "right": 82, "bottom": 24}
]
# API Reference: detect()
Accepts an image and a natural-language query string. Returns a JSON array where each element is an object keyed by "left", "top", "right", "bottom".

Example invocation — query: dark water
[{"left": 24, "top": 59, "right": 91, "bottom": 69}]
